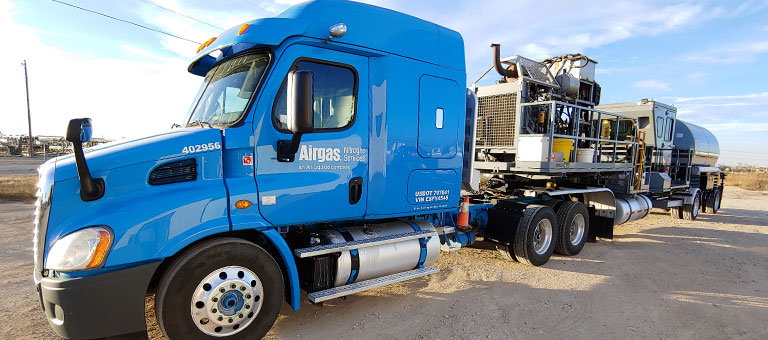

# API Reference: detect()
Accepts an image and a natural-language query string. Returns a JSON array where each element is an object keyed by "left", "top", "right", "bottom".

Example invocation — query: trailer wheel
[
  {"left": 513, "top": 205, "right": 558, "bottom": 266},
  {"left": 682, "top": 191, "right": 701, "bottom": 220},
  {"left": 705, "top": 189, "right": 722, "bottom": 214},
  {"left": 554, "top": 201, "right": 590, "bottom": 256},
  {"left": 670, "top": 207, "right": 682, "bottom": 219},
  {"left": 156, "top": 238, "right": 284, "bottom": 340}
]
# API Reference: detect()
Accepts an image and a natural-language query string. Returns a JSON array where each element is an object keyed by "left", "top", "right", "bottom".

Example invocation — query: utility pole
[{"left": 22, "top": 60, "right": 33, "bottom": 157}]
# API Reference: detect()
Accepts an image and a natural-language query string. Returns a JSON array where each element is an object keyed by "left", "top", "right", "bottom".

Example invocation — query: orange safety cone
[{"left": 457, "top": 196, "right": 470, "bottom": 227}]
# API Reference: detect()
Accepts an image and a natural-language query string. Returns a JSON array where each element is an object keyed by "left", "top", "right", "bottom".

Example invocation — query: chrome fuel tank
[
  {"left": 674, "top": 120, "right": 720, "bottom": 166},
  {"left": 615, "top": 195, "right": 652, "bottom": 225},
  {"left": 317, "top": 221, "right": 440, "bottom": 287}
]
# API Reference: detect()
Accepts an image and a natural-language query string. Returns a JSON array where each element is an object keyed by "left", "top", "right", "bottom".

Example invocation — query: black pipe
[{"left": 491, "top": 43, "right": 518, "bottom": 79}]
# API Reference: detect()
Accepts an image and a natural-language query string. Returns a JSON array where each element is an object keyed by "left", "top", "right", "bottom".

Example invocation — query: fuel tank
[
  {"left": 317, "top": 221, "right": 440, "bottom": 287},
  {"left": 615, "top": 195, "right": 652, "bottom": 225},
  {"left": 674, "top": 120, "right": 720, "bottom": 166}
]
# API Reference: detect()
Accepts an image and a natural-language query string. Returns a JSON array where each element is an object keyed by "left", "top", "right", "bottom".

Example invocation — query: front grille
[
  {"left": 149, "top": 158, "right": 197, "bottom": 185},
  {"left": 476, "top": 93, "right": 517, "bottom": 148},
  {"left": 33, "top": 161, "right": 55, "bottom": 282}
]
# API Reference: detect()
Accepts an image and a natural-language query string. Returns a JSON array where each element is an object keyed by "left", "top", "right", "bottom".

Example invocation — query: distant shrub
[
  {"left": 727, "top": 172, "right": 768, "bottom": 191},
  {"left": 0, "top": 176, "right": 37, "bottom": 202}
]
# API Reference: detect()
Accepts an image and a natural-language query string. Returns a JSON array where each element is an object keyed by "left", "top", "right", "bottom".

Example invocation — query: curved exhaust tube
[{"left": 491, "top": 43, "right": 518, "bottom": 79}]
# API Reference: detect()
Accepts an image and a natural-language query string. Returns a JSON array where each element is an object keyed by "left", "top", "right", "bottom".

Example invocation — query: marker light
[
  {"left": 238, "top": 24, "right": 250, "bottom": 36},
  {"left": 329, "top": 23, "right": 347, "bottom": 39},
  {"left": 196, "top": 37, "right": 217, "bottom": 53},
  {"left": 235, "top": 200, "right": 252, "bottom": 209},
  {"left": 46, "top": 226, "right": 113, "bottom": 271}
]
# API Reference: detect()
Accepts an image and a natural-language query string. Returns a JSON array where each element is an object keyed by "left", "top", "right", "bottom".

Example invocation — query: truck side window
[
  {"left": 655, "top": 117, "right": 664, "bottom": 138},
  {"left": 665, "top": 118, "right": 674, "bottom": 142},
  {"left": 273, "top": 60, "right": 357, "bottom": 132}
]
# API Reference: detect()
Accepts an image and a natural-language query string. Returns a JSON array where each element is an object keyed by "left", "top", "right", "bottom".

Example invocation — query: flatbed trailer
[{"left": 32, "top": 1, "right": 724, "bottom": 339}]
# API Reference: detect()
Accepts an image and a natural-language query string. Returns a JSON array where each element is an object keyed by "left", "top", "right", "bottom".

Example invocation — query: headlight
[{"left": 46, "top": 227, "right": 113, "bottom": 271}]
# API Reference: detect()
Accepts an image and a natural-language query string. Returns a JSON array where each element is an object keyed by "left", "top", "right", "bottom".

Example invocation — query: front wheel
[{"left": 156, "top": 238, "right": 284, "bottom": 340}]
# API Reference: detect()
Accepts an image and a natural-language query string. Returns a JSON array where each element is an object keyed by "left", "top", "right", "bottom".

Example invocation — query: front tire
[
  {"left": 156, "top": 238, "right": 284, "bottom": 340},
  {"left": 513, "top": 205, "right": 558, "bottom": 266},
  {"left": 554, "top": 201, "right": 589, "bottom": 256}
]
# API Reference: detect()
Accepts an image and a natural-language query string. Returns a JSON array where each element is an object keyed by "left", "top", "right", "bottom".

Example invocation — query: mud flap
[
  {"left": 483, "top": 202, "right": 525, "bottom": 246},
  {"left": 591, "top": 208, "right": 614, "bottom": 240}
]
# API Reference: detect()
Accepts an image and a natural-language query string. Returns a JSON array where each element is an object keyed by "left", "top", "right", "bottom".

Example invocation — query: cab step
[
  {"left": 293, "top": 230, "right": 437, "bottom": 258},
  {"left": 308, "top": 266, "right": 439, "bottom": 303}
]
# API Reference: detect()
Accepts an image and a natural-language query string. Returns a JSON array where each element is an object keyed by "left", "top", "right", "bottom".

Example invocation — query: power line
[
  {"left": 138, "top": 0, "right": 224, "bottom": 31},
  {"left": 49, "top": 0, "right": 202, "bottom": 44}
]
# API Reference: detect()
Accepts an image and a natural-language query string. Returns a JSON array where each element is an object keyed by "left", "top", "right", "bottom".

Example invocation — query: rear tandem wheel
[
  {"left": 497, "top": 205, "right": 559, "bottom": 266},
  {"left": 553, "top": 201, "right": 590, "bottom": 256}
]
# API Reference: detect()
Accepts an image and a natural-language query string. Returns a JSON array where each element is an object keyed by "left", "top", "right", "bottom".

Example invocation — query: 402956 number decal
[{"left": 182, "top": 142, "right": 221, "bottom": 154}]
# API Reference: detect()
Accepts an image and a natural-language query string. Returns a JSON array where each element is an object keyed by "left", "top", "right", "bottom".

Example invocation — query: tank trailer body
[{"left": 32, "top": 1, "right": 725, "bottom": 339}]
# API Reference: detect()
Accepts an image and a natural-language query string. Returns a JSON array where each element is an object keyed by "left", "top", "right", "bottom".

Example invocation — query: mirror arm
[
  {"left": 66, "top": 118, "right": 104, "bottom": 201},
  {"left": 72, "top": 140, "right": 104, "bottom": 201},
  {"left": 277, "top": 133, "right": 304, "bottom": 162}
]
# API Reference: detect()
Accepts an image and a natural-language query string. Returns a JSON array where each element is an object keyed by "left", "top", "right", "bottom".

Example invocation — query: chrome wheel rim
[
  {"left": 569, "top": 214, "right": 586, "bottom": 246},
  {"left": 533, "top": 219, "right": 553, "bottom": 255},
  {"left": 190, "top": 266, "right": 264, "bottom": 337}
]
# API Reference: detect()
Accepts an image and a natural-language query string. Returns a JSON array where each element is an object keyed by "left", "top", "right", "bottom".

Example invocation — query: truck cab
[{"left": 34, "top": 1, "right": 469, "bottom": 339}]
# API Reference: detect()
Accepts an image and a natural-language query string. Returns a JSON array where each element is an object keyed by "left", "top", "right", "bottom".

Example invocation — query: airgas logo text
[{"left": 298, "top": 145, "right": 341, "bottom": 162}]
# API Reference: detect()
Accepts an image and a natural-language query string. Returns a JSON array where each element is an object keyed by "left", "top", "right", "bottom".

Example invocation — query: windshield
[{"left": 184, "top": 53, "right": 270, "bottom": 127}]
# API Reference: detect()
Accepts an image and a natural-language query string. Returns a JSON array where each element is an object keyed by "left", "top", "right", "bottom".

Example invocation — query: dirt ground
[{"left": 0, "top": 164, "right": 766, "bottom": 339}]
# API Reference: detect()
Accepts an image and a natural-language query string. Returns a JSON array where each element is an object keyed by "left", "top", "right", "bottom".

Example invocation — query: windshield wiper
[
  {"left": 170, "top": 123, "right": 182, "bottom": 129},
  {"left": 187, "top": 120, "right": 212, "bottom": 128}
]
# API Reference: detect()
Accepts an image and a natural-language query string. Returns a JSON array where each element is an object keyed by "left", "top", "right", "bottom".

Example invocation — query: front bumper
[{"left": 37, "top": 261, "right": 161, "bottom": 339}]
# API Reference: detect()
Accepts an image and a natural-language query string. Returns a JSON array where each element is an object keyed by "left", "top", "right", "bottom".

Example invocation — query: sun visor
[{"left": 188, "top": 43, "right": 261, "bottom": 76}]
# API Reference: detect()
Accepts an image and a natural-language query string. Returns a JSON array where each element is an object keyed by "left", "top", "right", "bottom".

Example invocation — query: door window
[
  {"left": 273, "top": 60, "right": 357, "bottom": 132},
  {"left": 655, "top": 117, "right": 664, "bottom": 138},
  {"left": 665, "top": 118, "right": 674, "bottom": 142}
]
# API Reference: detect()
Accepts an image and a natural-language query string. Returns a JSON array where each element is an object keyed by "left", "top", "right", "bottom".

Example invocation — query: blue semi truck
[{"left": 33, "top": 1, "right": 724, "bottom": 339}]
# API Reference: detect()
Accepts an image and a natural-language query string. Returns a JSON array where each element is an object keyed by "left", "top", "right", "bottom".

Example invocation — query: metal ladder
[
  {"left": 308, "top": 267, "right": 439, "bottom": 303},
  {"left": 634, "top": 130, "right": 647, "bottom": 190}
]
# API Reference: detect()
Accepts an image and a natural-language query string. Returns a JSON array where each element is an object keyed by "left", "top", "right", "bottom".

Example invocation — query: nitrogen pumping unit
[{"left": 31, "top": 1, "right": 725, "bottom": 339}]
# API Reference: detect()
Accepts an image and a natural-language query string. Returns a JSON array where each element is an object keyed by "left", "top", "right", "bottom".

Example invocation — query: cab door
[{"left": 254, "top": 45, "right": 368, "bottom": 225}]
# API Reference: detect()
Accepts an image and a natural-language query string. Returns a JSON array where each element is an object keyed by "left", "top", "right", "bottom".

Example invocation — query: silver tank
[
  {"left": 317, "top": 221, "right": 440, "bottom": 287},
  {"left": 615, "top": 195, "right": 652, "bottom": 225},
  {"left": 674, "top": 120, "right": 720, "bottom": 166}
]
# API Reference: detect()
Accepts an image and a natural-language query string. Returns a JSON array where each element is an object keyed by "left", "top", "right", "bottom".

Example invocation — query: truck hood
[{"left": 54, "top": 128, "right": 223, "bottom": 181}]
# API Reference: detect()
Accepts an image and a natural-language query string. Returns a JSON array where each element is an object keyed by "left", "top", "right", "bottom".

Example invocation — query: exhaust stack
[{"left": 491, "top": 43, "right": 518, "bottom": 79}]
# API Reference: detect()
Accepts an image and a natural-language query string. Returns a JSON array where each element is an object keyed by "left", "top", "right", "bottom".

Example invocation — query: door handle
[{"left": 349, "top": 177, "right": 363, "bottom": 205}]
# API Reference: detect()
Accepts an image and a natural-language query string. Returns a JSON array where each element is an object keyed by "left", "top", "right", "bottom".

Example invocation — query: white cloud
[
  {"left": 633, "top": 80, "right": 671, "bottom": 91},
  {"left": 121, "top": 44, "right": 185, "bottom": 63},
  {"left": 672, "top": 92, "right": 768, "bottom": 103},
  {"left": 683, "top": 40, "right": 768, "bottom": 64},
  {"left": 366, "top": 0, "right": 728, "bottom": 84},
  {"left": 668, "top": 91, "right": 768, "bottom": 166},
  {"left": 0, "top": 0, "right": 200, "bottom": 139}
]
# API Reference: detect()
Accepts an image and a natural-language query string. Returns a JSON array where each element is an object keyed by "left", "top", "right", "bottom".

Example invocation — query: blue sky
[{"left": 2, "top": 0, "right": 768, "bottom": 166}]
